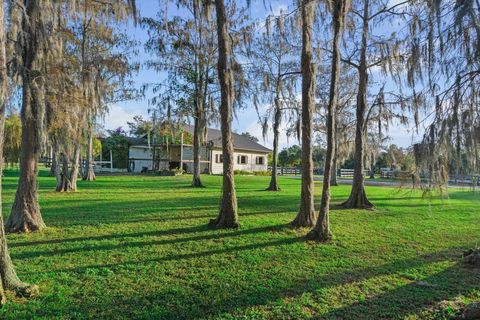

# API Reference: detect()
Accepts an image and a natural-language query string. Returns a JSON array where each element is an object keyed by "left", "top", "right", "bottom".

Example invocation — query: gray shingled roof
[
  {"left": 182, "top": 125, "right": 271, "bottom": 153},
  {"left": 126, "top": 136, "right": 148, "bottom": 145},
  {"left": 128, "top": 126, "right": 271, "bottom": 153}
]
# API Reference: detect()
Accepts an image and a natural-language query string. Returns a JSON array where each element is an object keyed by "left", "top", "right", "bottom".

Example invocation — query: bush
[
  {"left": 234, "top": 170, "right": 251, "bottom": 175},
  {"left": 253, "top": 171, "right": 271, "bottom": 176},
  {"left": 158, "top": 168, "right": 184, "bottom": 176}
]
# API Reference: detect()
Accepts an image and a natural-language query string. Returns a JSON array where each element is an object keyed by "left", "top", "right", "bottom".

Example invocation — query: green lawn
[{"left": 2, "top": 169, "right": 479, "bottom": 319}]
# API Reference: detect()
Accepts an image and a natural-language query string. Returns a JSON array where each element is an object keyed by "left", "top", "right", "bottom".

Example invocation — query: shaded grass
[{"left": 1, "top": 169, "right": 479, "bottom": 319}]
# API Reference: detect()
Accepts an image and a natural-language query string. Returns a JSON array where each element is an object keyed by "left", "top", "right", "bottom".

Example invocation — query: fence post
[{"left": 110, "top": 150, "right": 113, "bottom": 173}]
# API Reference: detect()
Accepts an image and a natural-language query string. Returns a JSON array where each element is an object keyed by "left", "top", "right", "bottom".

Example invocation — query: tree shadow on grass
[
  {"left": 12, "top": 224, "right": 292, "bottom": 260},
  {"left": 10, "top": 224, "right": 211, "bottom": 248},
  {"left": 159, "top": 249, "right": 477, "bottom": 319},
  {"left": 36, "top": 194, "right": 302, "bottom": 228},
  {"left": 320, "top": 264, "right": 479, "bottom": 319},
  {"left": 51, "top": 245, "right": 479, "bottom": 319}
]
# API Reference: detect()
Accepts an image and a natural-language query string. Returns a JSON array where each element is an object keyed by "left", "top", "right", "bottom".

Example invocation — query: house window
[
  {"left": 237, "top": 155, "right": 248, "bottom": 164},
  {"left": 256, "top": 156, "right": 264, "bottom": 165},
  {"left": 215, "top": 154, "right": 223, "bottom": 163}
]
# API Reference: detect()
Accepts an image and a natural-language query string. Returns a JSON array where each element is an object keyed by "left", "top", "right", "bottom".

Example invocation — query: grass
[{"left": 1, "top": 169, "right": 480, "bottom": 319}]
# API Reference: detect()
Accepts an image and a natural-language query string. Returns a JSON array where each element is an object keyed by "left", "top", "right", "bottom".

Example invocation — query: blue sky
[{"left": 103, "top": 0, "right": 422, "bottom": 150}]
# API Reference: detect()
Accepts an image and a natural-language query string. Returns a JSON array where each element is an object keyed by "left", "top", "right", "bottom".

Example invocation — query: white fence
[{"left": 339, "top": 169, "right": 370, "bottom": 177}]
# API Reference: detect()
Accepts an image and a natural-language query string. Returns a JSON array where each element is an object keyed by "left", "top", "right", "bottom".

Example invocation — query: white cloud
[{"left": 102, "top": 104, "right": 148, "bottom": 132}]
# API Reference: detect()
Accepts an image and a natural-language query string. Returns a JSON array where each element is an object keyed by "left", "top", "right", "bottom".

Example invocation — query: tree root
[
  {"left": 11, "top": 283, "right": 39, "bottom": 298},
  {"left": 291, "top": 211, "right": 316, "bottom": 228},
  {"left": 191, "top": 178, "right": 204, "bottom": 188},
  {"left": 463, "top": 248, "right": 480, "bottom": 266},
  {"left": 208, "top": 216, "right": 239, "bottom": 229},
  {"left": 265, "top": 185, "right": 281, "bottom": 191},
  {"left": 305, "top": 229, "right": 333, "bottom": 242}
]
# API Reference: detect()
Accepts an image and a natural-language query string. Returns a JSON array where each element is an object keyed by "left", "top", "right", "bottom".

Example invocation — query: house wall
[
  {"left": 210, "top": 149, "right": 268, "bottom": 174},
  {"left": 130, "top": 145, "right": 269, "bottom": 174},
  {"left": 129, "top": 146, "right": 153, "bottom": 172},
  {"left": 181, "top": 145, "right": 210, "bottom": 174}
]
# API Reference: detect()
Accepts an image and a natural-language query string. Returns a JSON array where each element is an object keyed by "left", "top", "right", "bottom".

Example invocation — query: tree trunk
[
  {"left": 56, "top": 153, "right": 70, "bottom": 192},
  {"left": 267, "top": 85, "right": 281, "bottom": 191},
  {"left": 83, "top": 129, "right": 96, "bottom": 181},
  {"left": 369, "top": 152, "right": 375, "bottom": 179},
  {"left": 209, "top": 0, "right": 238, "bottom": 228},
  {"left": 6, "top": 83, "right": 45, "bottom": 233},
  {"left": 342, "top": 0, "right": 373, "bottom": 209},
  {"left": 68, "top": 145, "right": 81, "bottom": 191},
  {"left": 291, "top": 0, "right": 317, "bottom": 228},
  {"left": 0, "top": 1, "right": 38, "bottom": 300},
  {"left": 49, "top": 142, "right": 57, "bottom": 177},
  {"left": 330, "top": 122, "right": 338, "bottom": 186},
  {"left": 192, "top": 99, "right": 204, "bottom": 187},
  {"left": 6, "top": 0, "right": 45, "bottom": 233},
  {"left": 307, "top": 0, "right": 346, "bottom": 242}
]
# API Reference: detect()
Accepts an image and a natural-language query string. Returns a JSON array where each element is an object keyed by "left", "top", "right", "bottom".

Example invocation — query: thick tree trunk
[
  {"left": 192, "top": 100, "right": 204, "bottom": 187},
  {"left": 56, "top": 153, "right": 71, "bottom": 192},
  {"left": 6, "top": 0, "right": 45, "bottom": 233},
  {"left": 307, "top": 0, "right": 346, "bottom": 242},
  {"left": 6, "top": 83, "right": 45, "bottom": 233},
  {"left": 0, "top": 113, "right": 38, "bottom": 297},
  {"left": 267, "top": 90, "right": 281, "bottom": 191},
  {"left": 83, "top": 130, "right": 96, "bottom": 181},
  {"left": 342, "top": 0, "right": 373, "bottom": 209},
  {"left": 291, "top": 0, "right": 316, "bottom": 228},
  {"left": 209, "top": 0, "right": 238, "bottom": 228},
  {"left": 0, "top": 1, "right": 38, "bottom": 300}
]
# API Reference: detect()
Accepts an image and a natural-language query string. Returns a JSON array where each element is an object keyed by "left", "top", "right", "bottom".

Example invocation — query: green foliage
[
  {"left": 158, "top": 168, "right": 184, "bottom": 176},
  {"left": 253, "top": 170, "right": 270, "bottom": 176},
  {"left": 92, "top": 138, "right": 102, "bottom": 158},
  {"left": 103, "top": 128, "right": 129, "bottom": 169},
  {"left": 4, "top": 114, "right": 21, "bottom": 166},
  {"left": 127, "top": 115, "right": 152, "bottom": 137},
  {"left": 234, "top": 170, "right": 251, "bottom": 175},
  {"left": 278, "top": 145, "right": 301, "bottom": 167}
]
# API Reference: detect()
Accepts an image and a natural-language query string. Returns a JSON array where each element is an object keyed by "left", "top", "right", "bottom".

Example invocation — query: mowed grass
[{"left": 1, "top": 169, "right": 480, "bottom": 319}]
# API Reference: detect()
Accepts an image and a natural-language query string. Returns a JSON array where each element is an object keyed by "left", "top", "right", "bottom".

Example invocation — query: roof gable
[{"left": 182, "top": 125, "right": 271, "bottom": 153}]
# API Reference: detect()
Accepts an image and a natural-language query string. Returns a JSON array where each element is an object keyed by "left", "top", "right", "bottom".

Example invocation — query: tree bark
[
  {"left": 68, "top": 145, "right": 81, "bottom": 191},
  {"left": 267, "top": 81, "right": 282, "bottom": 191},
  {"left": 331, "top": 152, "right": 338, "bottom": 186},
  {"left": 49, "top": 142, "right": 57, "bottom": 177},
  {"left": 342, "top": 0, "right": 373, "bottom": 209},
  {"left": 307, "top": 0, "right": 346, "bottom": 242},
  {"left": 330, "top": 118, "right": 338, "bottom": 186},
  {"left": 291, "top": 0, "right": 317, "bottom": 228},
  {"left": 6, "top": 0, "right": 45, "bottom": 233},
  {"left": 56, "top": 153, "right": 71, "bottom": 192},
  {"left": 83, "top": 129, "right": 96, "bottom": 181},
  {"left": 209, "top": 0, "right": 238, "bottom": 228},
  {"left": 6, "top": 83, "right": 45, "bottom": 232},
  {"left": 192, "top": 98, "right": 204, "bottom": 187},
  {"left": 0, "top": 0, "right": 38, "bottom": 300}
]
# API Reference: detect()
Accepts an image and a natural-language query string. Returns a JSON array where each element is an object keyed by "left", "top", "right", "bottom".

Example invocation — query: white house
[{"left": 128, "top": 125, "right": 271, "bottom": 174}]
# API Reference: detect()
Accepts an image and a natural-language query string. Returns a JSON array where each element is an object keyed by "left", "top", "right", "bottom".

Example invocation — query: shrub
[
  {"left": 158, "top": 168, "right": 184, "bottom": 176},
  {"left": 253, "top": 171, "right": 270, "bottom": 176},
  {"left": 234, "top": 170, "right": 251, "bottom": 175}
]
